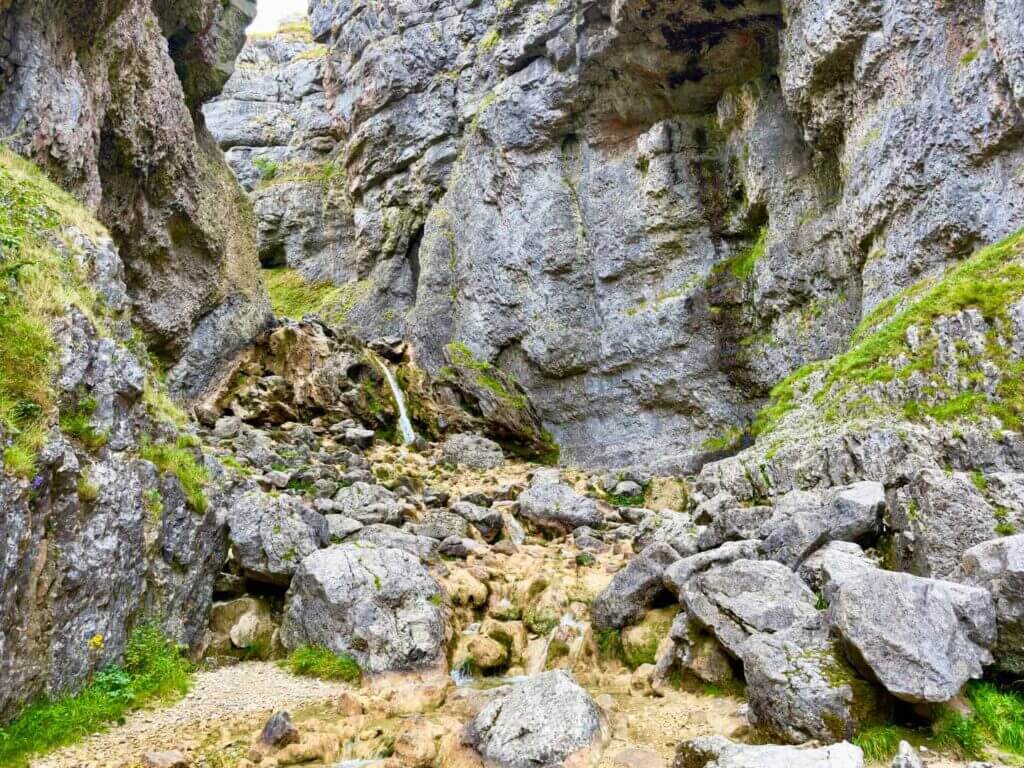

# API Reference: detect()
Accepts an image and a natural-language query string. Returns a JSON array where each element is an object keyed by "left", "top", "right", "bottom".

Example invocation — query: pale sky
[{"left": 249, "top": 0, "right": 308, "bottom": 33}]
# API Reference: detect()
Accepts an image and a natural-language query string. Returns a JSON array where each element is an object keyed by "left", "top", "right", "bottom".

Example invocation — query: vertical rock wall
[{"left": 0, "top": 0, "right": 272, "bottom": 400}]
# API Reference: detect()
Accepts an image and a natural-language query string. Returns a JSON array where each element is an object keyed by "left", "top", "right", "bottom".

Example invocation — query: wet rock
[
  {"left": 464, "top": 670, "right": 606, "bottom": 768},
  {"left": 226, "top": 492, "right": 329, "bottom": 585},
  {"left": 959, "top": 534, "right": 1024, "bottom": 674},
  {"left": 828, "top": 567, "right": 996, "bottom": 703},
  {"left": 260, "top": 711, "right": 300, "bottom": 748},
  {"left": 592, "top": 543, "right": 679, "bottom": 629},
  {"left": 441, "top": 433, "right": 505, "bottom": 469},
  {"left": 280, "top": 544, "right": 446, "bottom": 673},
  {"left": 674, "top": 736, "right": 864, "bottom": 768},
  {"left": 740, "top": 616, "right": 883, "bottom": 744},
  {"left": 517, "top": 482, "right": 602, "bottom": 533},
  {"left": 333, "top": 482, "right": 404, "bottom": 526}
]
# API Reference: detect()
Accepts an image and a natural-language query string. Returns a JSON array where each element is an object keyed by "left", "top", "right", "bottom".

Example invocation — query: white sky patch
[{"left": 249, "top": 0, "right": 308, "bottom": 33}]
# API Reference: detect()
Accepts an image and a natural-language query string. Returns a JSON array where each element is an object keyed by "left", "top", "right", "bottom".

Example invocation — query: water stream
[{"left": 370, "top": 353, "right": 418, "bottom": 445}]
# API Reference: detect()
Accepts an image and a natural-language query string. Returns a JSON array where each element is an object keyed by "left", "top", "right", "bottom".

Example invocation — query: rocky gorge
[{"left": 4, "top": 1, "right": 1024, "bottom": 768}]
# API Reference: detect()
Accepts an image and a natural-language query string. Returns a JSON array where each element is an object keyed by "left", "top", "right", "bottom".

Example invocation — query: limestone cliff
[
  {"left": 0, "top": 0, "right": 272, "bottom": 399},
  {"left": 212, "top": 0, "right": 1024, "bottom": 470}
]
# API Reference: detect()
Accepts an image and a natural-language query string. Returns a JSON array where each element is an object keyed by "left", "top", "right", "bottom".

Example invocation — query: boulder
[
  {"left": 260, "top": 711, "right": 300, "bottom": 747},
  {"left": 406, "top": 511, "right": 470, "bottom": 541},
  {"left": 592, "top": 543, "right": 679, "bottom": 629},
  {"left": 828, "top": 567, "right": 996, "bottom": 703},
  {"left": 674, "top": 736, "right": 864, "bottom": 768},
  {"left": 760, "top": 482, "right": 884, "bottom": 568},
  {"left": 333, "top": 482, "right": 404, "bottom": 526},
  {"left": 441, "top": 433, "right": 505, "bottom": 469},
  {"left": 209, "top": 597, "right": 276, "bottom": 656},
  {"left": 464, "top": 670, "right": 606, "bottom": 768},
  {"left": 325, "top": 514, "right": 363, "bottom": 541},
  {"left": 352, "top": 524, "right": 439, "bottom": 562},
  {"left": 663, "top": 540, "right": 762, "bottom": 596},
  {"left": 697, "top": 505, "right": 773, "bottom": 551},
  {"left": 891, "top": 469, "right": 1000, "bottom": 579},
  {"left": 740, "top": 616, "right": 883, "bottom": 744},
  {"left": 280, "top": 545, "right": 446, "bottom": 674},
  {"left": 635, "top": 509, "right": 700, "bottom": 556},
  {"left": 798, "top": 542, "right": 875, "bottom": 596},
  {"left": 451, "top": 500, "right": 504, "bottom": 542},
  {"left": 226, "top": 492, "right": 329, "bottom": 585},
  {"left": 517, "top": 483, "right": 602, "bottom": 533},
  {"left": 959, "top": 534, "right": 1024, "bottom": 674},
  {"left": 890, "top": 742, "right": 923, "bottom": 768},
  {"left": 675, "top": 559, "right": 817, "bottom": 657}
]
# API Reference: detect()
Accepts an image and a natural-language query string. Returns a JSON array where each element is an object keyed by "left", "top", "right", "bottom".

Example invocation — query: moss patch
[{"left": 264, "top": 268, "right": 370, "bottom": 325}]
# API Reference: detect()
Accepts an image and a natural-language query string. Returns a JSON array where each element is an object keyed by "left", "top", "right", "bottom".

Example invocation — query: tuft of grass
[
  {"left": 140, "top": 438, "right": 209, "bottom": 513},
  {"left": 285, "top": 645, "right": 361, "bottom": 683},
  {"left": 966, "top": 680, "right": 1024, "bottom": 755},
  {"left": 594, "top": 628, "right": 624, "bottom": 662},
  {"left": 59, "top": 396, "right": 108, "bottom": 452},
  {"left": 852, "top": 724, "right": 914, "bottom": 762},
  {"left": 0, "top": 623, "right": 190, "bottom": 767}
]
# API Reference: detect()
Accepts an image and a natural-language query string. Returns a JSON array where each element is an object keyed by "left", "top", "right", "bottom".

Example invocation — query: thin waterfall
[{"left": 370, "top": 353, "right": 418, "bottom": 445}]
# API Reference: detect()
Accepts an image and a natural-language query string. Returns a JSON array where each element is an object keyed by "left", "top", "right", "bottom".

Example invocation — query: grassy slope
[{"left": 754, "top": 229, "right": 1024, "bottom": 439}]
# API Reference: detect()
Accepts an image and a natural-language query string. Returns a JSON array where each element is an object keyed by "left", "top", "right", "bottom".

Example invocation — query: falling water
[{"left": 370, "top": 354, "right": 417, "bottom": 445}]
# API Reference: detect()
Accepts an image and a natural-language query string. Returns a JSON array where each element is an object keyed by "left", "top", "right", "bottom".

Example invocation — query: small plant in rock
[
  {"left": 286, "top": 645, "right": 361, "bottom": 683},
  {"left": 140, "top": 437, "right": 209, "bottom": 513}
]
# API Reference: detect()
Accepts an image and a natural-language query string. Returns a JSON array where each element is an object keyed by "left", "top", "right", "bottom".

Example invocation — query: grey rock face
[
  {"left": 828, "top": 568, "right": 996, "bottom": 703},
  {"left": 333, "top": 482, "right": 404, "bottom": 526},
  {"left": 351, "top": 525, "right": 439, "bottom": 562},
  {"left": 592, "top": 543, "right": 679, "bottom": 630},
  {"left": 440, "top": 433, "right": 505, "bottom": 470},
  {"left": 675, "top": 737, "right": 864, "bottom": 768},
  {"left": 676, "top": 559, "right": 819, "bottom": 657},
  {"left": 226, "top": 492, "right": 329, "bottom": 585},
  {"left": 663, "top": 541, "right": 763, "bottom": 598},
  {"left": 740, "top": 617, "right": 882, "bottom": 744},
  {"left": 517, "top": 482, "right": 602, "bottom": 533},
  {"left": 464, "top": 670, "right": 605, "bottom": 768},
  {"left": 280, "top": 544, "right": 445, "bottom": 674},
  {"left": 0, "top": 0, "right": 270, "bottom": 397},
  {"left": 891, "top": 469, "right": 1002, "bottom": 579},
  {"left": 760, "top": 482, "right": 885, "bottom": 568},
  {"left": 959, "top": 535, "right": 1024, "bottom": 674}
]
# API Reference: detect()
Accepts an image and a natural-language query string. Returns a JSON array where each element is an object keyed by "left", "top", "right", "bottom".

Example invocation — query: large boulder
[
  {"left": 517, "top": 483, "right": 602, "bottom": 533},
  {"left": 760, "top": 482, "right": 884, "bottom": 568},
  {"left": 226, "top": 492, "right": 329, "bottom": 585},
  {"left": 635, "top": 509, "right": 700, "bottom": 555},
  {"left": 592, "top": 543, "right": 679, "bottom": 629},
  {"left": 959, "top": 534, "right": 1024, "bottom": 674},
  {"left": 333, "top": 482, "right": 404, "bottom": 526},
  {"left": 441, "top": 433, "right": 505, "bottom": 469},
  {"left": 674, "top": 737, "right": 864, "bottom": 768},
  {"left": 279, "top": 545, "right": 446, "bottom": 673},
  {"left": 464, "top": 670, "right": 606, "bottom": 768},
  {"left": 828, "top": 567, "right": 996, "bottom": 703},
  {"left": 663, "top": 540, "right": 762, "bottom": 595},
  {"left": 351, "top": 524, "right": 439, "bottom": 562},
  {"left": 675, "top": 559, "right": 818, "bottom": 657},
  {"left": 740, "top": 616, "right": 884, "bottom": 744},
  {"left": 890, "top": 469, "right": 1001, "bottom": 579}
]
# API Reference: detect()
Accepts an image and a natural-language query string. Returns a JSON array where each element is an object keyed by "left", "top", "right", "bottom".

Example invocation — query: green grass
[
  {"left": 264, "top": 268, "right": 370, "bottom": 324},
  {"left": 285, "top": 645, "right": 361, "bottom": 683},
  {"left": 139, "top": 437, "right": 210, "bottom": 512},
  {"left": 0, "top": 624, "right": 190, "bottom": 767},
  {"left": 753, "top": 229, "right": 1024, "bottom": 437},
  {"left": 59, "top": 396, "right": 108, "bottom": 452},
  {"left": 853, "top": 682, "right": 1024, "bottom": 764},
  {"left": 594, "top": 628, "right": 624, "bottom": 662}
]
